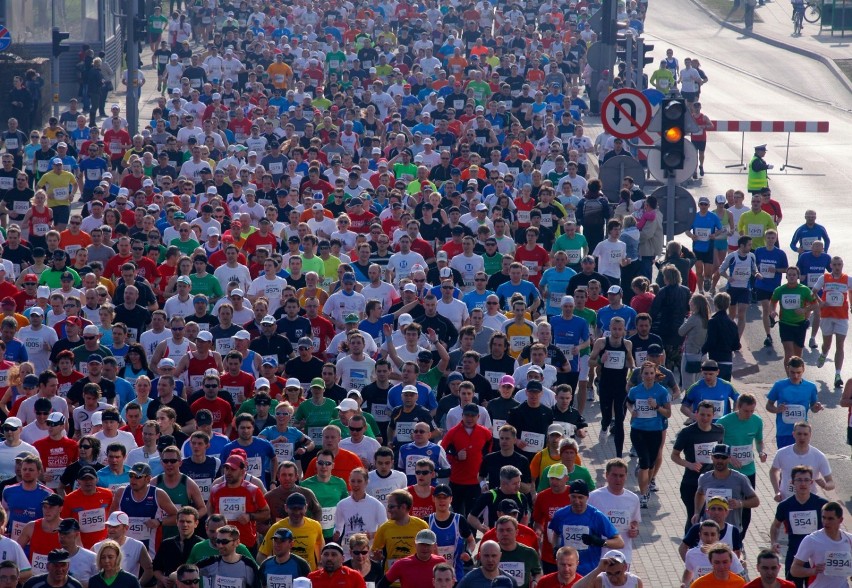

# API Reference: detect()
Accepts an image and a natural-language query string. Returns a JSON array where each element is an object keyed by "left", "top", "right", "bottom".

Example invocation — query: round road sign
[
  {"left": 646, "top": 139, "right": 699, "bottom": 184},
  {"left": 0, "top": 27, "right": 11, "bottom": 52},
  {"left": 650, "top": 186, "right": 697, "bottom": 237},
  {"left": 601, "top": 88, "right": 653, "bottom": 140}
]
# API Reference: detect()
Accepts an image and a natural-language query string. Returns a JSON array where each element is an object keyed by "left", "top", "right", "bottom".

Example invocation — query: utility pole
[{"left": 125, "top": 1, "right": 140, "bottom": 135}]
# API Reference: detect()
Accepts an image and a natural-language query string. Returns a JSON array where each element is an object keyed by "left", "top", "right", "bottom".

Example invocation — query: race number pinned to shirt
[
  {"left": 781, "top": 294, "right": 801, "bottom": 310},
  {"left": 320, "top": 506, "right": 336, "bottom": 530},
  {"left": 79, "top": 508, "right": 106, "bottom": 533},
  {"left": 604, "top": 351, "right": 626, "bottom": 370},
  {"left": 520, "top": 431, "right": 545, "bottom": 451},
  {"left": 782, "top": 404, "right": 806, "bottom": 424},
  {"left": 219, "top": 496, "right": 246, "bottom": 521},
  {"left": 824, "top": 551, "right": 852, "bottom": 577},
  {"left": 694, "top": 442, "right": 716, "bottom": 464},
  {"left": 563, "top": 524, "right": 590, "bottom": 550},
  {"left": 633, "top": 398, "right": 655, "bottom": 419},
  {"left": 498, "top": 562, "right": 526, "bottom": 582},
  {"left": 730, "top": 445, "right": 753, "bottom": 466},
  {"left": 789, "top": 510, "right": 818, "bottom": 535},
  {"left": 266, "top": 575, "right": 293, "bottom": 588}
]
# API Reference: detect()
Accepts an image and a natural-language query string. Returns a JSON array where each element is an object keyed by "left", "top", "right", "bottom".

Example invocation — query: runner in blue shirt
[
  {"left": 686, "top": 197, "right": 724, "bottom": 294},
  {"left": 789, "top": 210, "right": 830, "bottom": 255},
  {"left": 765, "top": 356, "right": 822, "bottom": 448},
  {"left": 539, "top": 252, "right": 577, "bottom": 316},
  {"left": 753, "top": 229, "right": 788, "bottom": 348},
  {"left": 220, "top": 414, "right": 277, "bottom": 487},
  {"left": 550, "top": 296, "right": 591, "bottom": 397},
  {"left": 680, "top": 360, "right": 739, "bottom": 422},
  {"left": 596, "top": 286, "right": 638, "bottom": 336},
  {"left": 547, "top": 480, "right": 623, "bottom": 575}
]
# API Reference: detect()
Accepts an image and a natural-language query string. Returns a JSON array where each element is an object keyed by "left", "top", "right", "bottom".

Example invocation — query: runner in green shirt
[
  {"left": 300, "top": 453, "right": 349, "bottom": 540},
  {"left": 552, "top": 223, "right": 589, "bottom": 271},
  {"left": 770, "top": 267, "right": 819, "bottom": 361},
  {"left": 190, "top": 266, "right": 224, "bottom": 302},
  {"left": 293, "top": 378, "right": 339, "bottom": 445},
  {"left": 147, "top": 7, "right": 169, "bottom": 48},
  {"left": 717, "top": 397, "right": 766, "bottom": 479}
]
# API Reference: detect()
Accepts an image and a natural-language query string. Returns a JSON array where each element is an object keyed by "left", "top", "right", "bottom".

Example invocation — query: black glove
[{"left": 581, "top": 533, "right": 606, "bottom": 547}]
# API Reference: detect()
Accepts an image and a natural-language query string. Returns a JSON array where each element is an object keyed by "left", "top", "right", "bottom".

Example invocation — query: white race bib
[
  {"left": 604, "top": 350, "right": 625, "bottom": 370},
  {"left": 491, "top": 418, "right": 506, "bottom": 439},
  {"left": 371, "top": 403, "right": 390, "bottom": 422},
  {"left": 562, "top": 524, "right": 590, "bottom": 550},
  {"left": 789, "top": 510, "right": 818, "bottom": 535},
  {"left": 824, "top": 551, "right": 852, "bottom": 577},
  {"left": 520, "top": 431, "right": 545, "bottom": 451},
  {"left": 320, "top": 506, "right": 336, "bottom": 530},
  {"left": 246, "top": 456, "right": 262, "bottom": 476},
  {"left": 826, "top": 290, "right": 845, "bottom": 307},
  {"left": 223, "top": 386, "right": 244, "bottom": 404},
  {"left": 566, "top": 249, "right": 582, "bottom": 264},
  {"left": 747, "top": 224, "right": 764, "bottom": 238},
  {"left": 694, "top": 227, "right": 710, "bottom": 241},
  {"left": 498, "top": 562, "right": 526, "bottom": 582},
  {"left": 79, "top": 507, "right": 106, "bottom": 533},
  {"left": 214, "top": 576, "right": 242, "bottom": 588},
  {"left": 267, "top": 575, "right": 293, "bottom": 588},
  {"left": 633, "top": 398, "right": 655, "bottom": 419},
  {"left": 274, "top": 442, "right": 294, "bottom": 461},
  {"left": 220, "top": 496, "right": 246, "bottom": 520},
  {"left": 694, "top": 442, "right": 715, "bottom": 464},
  {"left": 781, "top": 294, "right": 801, "bottom": 310},
  {"left": 196, "top": 478, "right": 213, "bottom": 501},
  {"left": 782, "top": 404, "right": 806, "bottom": 424},
  {"left": 32, "top": 552, "right": 49, "bottom": 574},
  {"left": 730, "top": 444, "right": 753, "bottom": 466}
]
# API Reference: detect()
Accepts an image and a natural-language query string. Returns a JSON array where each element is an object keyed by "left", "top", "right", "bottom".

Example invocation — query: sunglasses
[
  {"left": 348, "top": 426, "right": 364, "bottom": 432},
  {"left": 79, "top": 444, "right": 92, "bottom": 449},
  {"left": 204, "top": 384, "right": 218, "bottom": 389},
  {"left": 415, "top": 470, "right": 433, "bottom": 476},
  {"left": 351, "top": 550, "right": 369, "bottom": 556},
  {"left": 161, "top": 459, "right": 179, "bottom": 464},
  {"left": 276, "top": 412, "right": 292, "bottom": 417},
  {"left": 180, "top": 580, "right": 201, "bottom": 585},
  {"left": 317, "top": 460, "right": 333, "bottom": 466},
  {"left": 129, "top": 473, "right": 146, "bottom": 479},
  {"left": 214, "top": 539, "right": 233, "bottom": 545}
]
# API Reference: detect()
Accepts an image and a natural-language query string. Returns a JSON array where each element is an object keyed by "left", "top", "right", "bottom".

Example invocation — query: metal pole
[
  {"left": 52, "top": 55, "right": 60, "bottom": 119},
  {"left": 126, "top": 1, "right": 140, "bottom": 135},
  {"left": 625, "top": 38, "right": 633, "bottom": 87},
  {"left": 666, "top": 173, "right": 676, "bottom": 241}
]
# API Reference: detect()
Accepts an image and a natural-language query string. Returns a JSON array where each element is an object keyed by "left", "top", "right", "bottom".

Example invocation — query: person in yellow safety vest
[{"left": 747, "top": 144, "right": 772, "bottom": 194}]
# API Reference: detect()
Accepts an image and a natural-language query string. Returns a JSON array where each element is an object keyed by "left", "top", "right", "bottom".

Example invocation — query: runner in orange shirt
[{"left": 60, "top": 465, "right": 113, "bottom": 548}]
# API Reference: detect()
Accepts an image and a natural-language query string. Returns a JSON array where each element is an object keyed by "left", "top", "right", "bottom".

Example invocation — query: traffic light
[
  {"left": 637, "top": 40, "right": 655, "bottom": 69},
  {"left": 615, "top": 36, "right": 634, "bottom": 65},
  {"left": 52, "top": 28, "right": 70, "bottom": 58},
  {"left": 660, "top": 97, "right": 686, "bottom": 172}
]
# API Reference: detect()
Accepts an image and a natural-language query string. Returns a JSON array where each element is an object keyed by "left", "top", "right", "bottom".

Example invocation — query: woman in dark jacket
[
  {"left": 89, "top": 540, "right": 142, "bottom": 588},
  {"left": 86, "top": 59, "right": 105, "bottom": 126},
  {"left": 650, "top": 263, "right": 692, "bottom": 373},
  {"left": 575, "top": 178, "right": 612, "bottom": 253},
  {"left": 701, "top": 291, "right": 742, "bottom": 381}
]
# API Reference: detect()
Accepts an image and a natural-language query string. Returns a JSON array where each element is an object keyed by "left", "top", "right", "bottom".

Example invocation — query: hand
[
  {"left": 580, "top": 533, "right": 606, "bottom": 547},
  {"left": 457, "top": 449, "right": 468, "bottom": 460},
  {"left": 145, "top": 519, "right": 160, "bottom": 529},
  {"left": 812, "top": 402, "right": 824, "bottom": 412},
  {"left": 689, "top": 462, "right": 703, "bottom": 473},
  {"left": 730, "top": 456, "right": 742, "bottom": 469},
  {"left": 759, "top": 452, "right": 768, "bottom": 463},
  {"left": 690, "top": 513, "right": 700, "bottom": 524},
  {"left": 814, "top": 562, "right": 825, "bottom": 574},
  {"left": 767, "top": 164, "right": 774, "bottom": 170},
  {"left": 774, "top": 491, "right": 782, "bottom": 503},
  {"left": 236, "top": 513, "right": 251, "bottom": 525}
]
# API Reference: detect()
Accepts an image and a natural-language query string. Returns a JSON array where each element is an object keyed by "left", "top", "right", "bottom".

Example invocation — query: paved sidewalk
[{"left": 689, "top": 0, "right": 852, "bottom": 93}]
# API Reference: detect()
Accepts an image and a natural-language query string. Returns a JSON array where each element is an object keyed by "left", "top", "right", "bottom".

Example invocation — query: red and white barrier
[{"left": 711, "top": 120, "right": 830, "bottom": 133}]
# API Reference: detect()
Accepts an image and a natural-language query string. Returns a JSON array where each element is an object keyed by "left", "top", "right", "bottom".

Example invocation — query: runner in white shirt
[
  {"left": 367, "top": 447, "right": 409, "bottom": 508},
  {"left": 588, "top": 459, "right": 641, "bottom": 564},
  {"left": 335, "top": 333, "right": 376, "bottom": 392},
  {"left": 332, "top": 469, "right": 387, "bottom": 558},
  {"left": 792, "top": 501, "right": 852, "bottom": 587},
  {"left": 17, "top": 308, "right": 57, "bottom": 374},
  {"left": 248, "top": 258, "right": 289, "bottom": 314},
  {"left": 386, "top": 235, "right": 427, "bottom": 286}
]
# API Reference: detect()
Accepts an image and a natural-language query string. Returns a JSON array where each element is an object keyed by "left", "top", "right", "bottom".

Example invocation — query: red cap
[
  {"left": 0, "top": 296, "right": 14, "bottom": 307},
  {"left": 23, "top": 274, "right": 38, "bottom": 282},
  {"left": 230, "top": 447, "right": 248, "bottom": 460},
  {"left": 222, "top": 235, "right": 235, "bottom": 243}
]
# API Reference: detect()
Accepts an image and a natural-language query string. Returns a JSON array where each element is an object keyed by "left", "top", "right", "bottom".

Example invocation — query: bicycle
[
  {"left": 803, "top": 0, "right": 821, "bottom": 23},
  {"left": 792, "top": 3, "right": 805, "bottom": 35}
]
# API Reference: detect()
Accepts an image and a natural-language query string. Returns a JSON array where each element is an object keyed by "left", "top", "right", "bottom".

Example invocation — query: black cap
[
  {"left": 647, "top": 344, "right": 664, "bottom": 356},
  {"left": 286, "top": 492, "right": 307, "bottom": 507},
  {"left": 157, "top": 435, "right": 176, "bottom": 452},
  {"left": 712, "top": 443, "right": 731, "bottom": 457},
  {"left": 195, "top": 410, "right": 213, "bottom": 425},
  {"left": 417, "top": 350, "right": 433, "bottom": 362},
  {"left": 77, "top": 466, "right": 98, "bottom": 480},
  {"left": 58, "top": 519, "right": 80, "bottom": 533},
  {"left": 47, "top": 549, "right": 71, "bottom": 563},
  {"left": 32, "top": 247, "right": 46, "bottom": 257},
  {"left": 569, "top": 480, "right": 590, "bottom": 496},
  {"left": 43, "top": 493, "right": 64, "bottom": 506},
  {"left": 498, "top": 499, "right": 520, "bottom": 513},
  {"left": 462, "top": 403, "right": 479, "bottom": 415},
  {"left": 433, "top": 484, "right": 452, "bottom": 497},
  {"left": 526, "top": 380, "right": 543, "bottom": 392},
  {"left": 100, "top": 411, "right": 120, "bottom": 422}
]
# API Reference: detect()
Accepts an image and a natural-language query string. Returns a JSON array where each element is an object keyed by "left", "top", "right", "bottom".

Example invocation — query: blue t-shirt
[
  {"left": 359, "top": 315, "right": 394, "bottom": 346},
  {"left": 388, "top": 381, "right": 437, "bottom": 410},
  {"left": 796, "top": 252, "right": 832, "bottom": 289},
  {"left": 550, "top": 315, "right": 590, "bottom": 372},
  {"left": 691, "top": 212, "right": 723, "bottom": 253},
  {"left": 682, "top": 378, "right": 739, "bottom": 421},
  {"left": 766, "top": 378, "right": 818, "bottom": 437},
  {"left": 496, "top": 280, "right": 540, "bottom": 310},
  {"left": 789, "top": 223, "right": 830, "bottom": 254},
  {"left": 463, "top": 290, "right": 494, "bottom": 313},
  {"left": 548, "top": 504, "right": 620, "bottom": 575},
  {"left": 97, "top": 466, "right": 131, "bottom": 489},
  {"left": 596, "top": 305, "right": 638, "bottom": 335},
  {"left": 754, "top": 247, "right": 788, "bottom": 292},
  {"left": 2, "top": 482, "right": 51, "bottom": 536},
  {"left": 4, "top": 339, "right": 28, "bottom": 364},
  {"left": 220, "top": 437, "right": 276, "bottom": 483},
  {"left": 539, "top": 267, "right": 577, "bottom": 315},
  {"left": 627, "top": 382, "right": 670, "bottom": 431}
]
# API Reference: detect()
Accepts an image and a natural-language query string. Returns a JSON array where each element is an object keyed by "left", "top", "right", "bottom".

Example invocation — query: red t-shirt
[
  {"left": 307, "top": 566, "right": 366, "bottom": 588},
  {"left": 309, "top": 315, "right": 336, "bottom": 358},
  {"left": 440, "top": 423, "right": 492, "bottom": 485},
  {"left": 537, "top": 572, "right": 583, "bottom": 588},
  {"left": 13, "top": 291, "right": 37, "bottom": 312},
  {"left": 103, "top": 254, "right": 134, "bottom": 280},
  {"left": 34, "top": 436, "right": 79, "bottom": 485},
  {"left": 57, "top": 370, "right": 85, "bottom": 398},
  {"left": 348, "top": 211, "right": 376, "bottom": 234},
  {"left": 440, "top": 240, "right": 464, "bottom": 259},
  {"left": 219, "top": 371, "right": 256, "bottom": 406},
  {"left": 743, "top": 580, "right": 794, "bottom": 588},
  {"left": 630, "top": 292, "right": 655, "bottom": 315},
  {"left": 514, "top": 245, "right": 550, "bottom": 286},
  {"left": 406, "top": 485, "right": 436, "bottom": 519},
  {"left": 191, "top": 397, "right": 234, "bottom": 434},
  {"left": 532, "top": 488, "right": 572, "bottom": 563},
  {"left": 120, "top": 424, "right": 144, "bottom": 446},
  {"left": 585, "top": 296, "right": 609, "bottom": 311},
  {"left": 480, "top": 524, "right": 539, "bottom": 551},
  {"left": 209, "top": 250, "right": 248, "bottom": 268},
  {"left": 130, "top": 256, "right": 160, "bottom": 283},
  {"left": 60, "top": 487, "right": 114, "bottom": 548},
  {"left": 244, "top": 231, "right": 279, "bottom": 256},
  {"left": 209, "top": 480, "right": 268, "bottom": 547},
  {"left": 386, "top": 555, "right": 446, "bottom": 588}
]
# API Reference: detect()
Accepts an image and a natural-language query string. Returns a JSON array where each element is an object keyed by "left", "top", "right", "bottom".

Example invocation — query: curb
[{"left": 686, "top": 0, "right": 852, "bottom": 95}]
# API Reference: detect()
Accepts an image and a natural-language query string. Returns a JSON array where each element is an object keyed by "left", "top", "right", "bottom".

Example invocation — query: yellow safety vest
[{"left": 747, "top": 156, "right": 768, "bottom": 192}]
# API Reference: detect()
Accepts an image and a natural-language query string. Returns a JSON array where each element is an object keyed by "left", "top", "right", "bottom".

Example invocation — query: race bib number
[
  {"left": 34, "top": 223, "right": 50, "bottom": 236},
  {"left": 371, "top": 403, "right": 390, "bottom": 422},
  {"left": 491, "top": 419, "right": 506, "bottom": 439},
  {"left": 395, "top": 422, "right": 414, "bottom": 443},
  {"left": 563, "top": 524, "right": 590, "bottom": 550},
  {"left": 605, "top": 509, "right": 629, "bottom": 532},
  {"left": 807, "top": 273, "right": 820, "bottom": 287},
  {"left": 308, "top": 427, "right": 325, "bottom": 444},
  {"left": 709, "top": 399, "right": 725, "bottom": 419},
  {"left": 436, "top": 545, "right": 455, "bottom": 563},
  {"left": 404, "top": 454, "right": 419, "bottom": 476},
  {"left": 826, "top": 290, "right": 845, "bottom": 307},
  {"left": 566, "top": 249, "right": 582, "bottom": 264},
  {"left": 86, "top": 168, "right": 102, "bottom": 181},
  {"left": 747, "top": 224, "right": 764, "bottom": 238},
  {"left": 759, "top": 262, "right": 776, "bottom": 277},
  {"left": 730, "top": 444, "right": 753, "bottom": 466},
  {"left": 220, "top": 496, "right": 246, "bottom": 520},
  {"left": 266, "top": 575, "right": 292, "bottom": 588},
  {"left": 214, "top": 576, "right": 242, "bottom": 588},
  {"left": 824, "top": 551, "right": 852, "bottom": 577},
  {"left": 549, "top": 292, "right": 564, "bottom": 308},
  {"left": 694, "top": 442, "right": 715, "bottom": 464},
  {"left": 789, "top": 510, "right": 818, "bottom": 535},
  {"left": 79, "top": 507, "right": 106, "bottom": 533},
  {"left": 223, "top": 386, "right": 244, "bottom": 404},
  {"left": 32, "top": 553, "right": 49, "bottom": 574},
  {"left": 633, "top": 398, "right": 655, "bottom": 419},
  {"left": 517, "top": 210, "right": 530, "bottom": 224},
  {"left": 801, "top": 237, "right": 816, "bottom": 250},
  {"left": 705, "top": 487, "right": 733, "bottom": 501},
  {"left": 510, "top": 336, "right": 528, "bottom": 353},
  {"left": 5, "top": 139, "right": 18, "bottom": 150},
  {"left": 520, "top": 431, "right": 545, "bottom": 451},
  {"left": 694, "top": 227, "right": 710, "bottom": 241},
  {"left": 274, "top": 442, "right": 294, "bottom": 461},
  {"left": 13, "top": 201, "right": 29, "bottom": 214},
  {"left": 782, "top": 404, "right": 806, "bottom": 424},
  {"left": 521, "top": 261, "right": 539, "bottom": 275},
  {"left": 781, "top": 294, "right": 801, "bottom": 310},
  {"left": 246, "top": 456, "right": 262, "bottom": 477},
  {"left": 498, "top": 562, "right": 525, "bottom": 582},
  {"left": 0, "top": 177, "right": 12, "bottom": 190},
  {"left": 216, "top": 339, "right": 234, "bottom": 355},
  {"left": 195, "top": 478, "right": 212, "bottom": 501},
  {"left": 484, "top": 371, "right": 503, "bottom": 391},
  {"left": 37, "top": 160, "right": 49, "bottom": 172},
  {"left": 634, "top": 351, "right": 648, "bottom": 365},
  {"left": 320, "top": 506, "right": 335, "bottom": 530},
  {"left": 604, "top": 350, "right": 625, "bottom": 370},
  {"left": 127, "top": 517, "right": 154, "bottom": 543}
]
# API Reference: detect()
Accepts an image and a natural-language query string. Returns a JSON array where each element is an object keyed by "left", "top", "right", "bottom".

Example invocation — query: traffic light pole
[
  {"left": 52, "top": 53, "right": 60, "bottom": 119},
  {"left": 126, "top": 1, "right": 140, "bottom": 135},
  {"left": 666, "top": 173, "right": 676, "bottom": 242}
]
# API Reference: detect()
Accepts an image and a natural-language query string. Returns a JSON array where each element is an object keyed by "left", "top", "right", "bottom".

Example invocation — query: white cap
[
  {"left": 90, "top": 411, "right": 103, "bottom": 426},
  {"left": 338, "top": 398, "right": 359, "bottom": 411},
  {"left": 82, "top": 325, "right": 100, "bottom": 336},
  {"left": 439, "top": 267, "right": 452, "bottom": 278},
  {"left": 107, "top": 511, "right": 130, "bottom": 526},
  {"left": 37, "top": 286, "right": 51, "bottom": 298},
  {"left": 142, "top": 178, "right": 154, "bottom": 187},
  {"left": 196, "top": 331, "right": 213, "bottom": 342},
  {"left": 207, "top": 227, "right": 220, "bottom": 236},
  {"left": 158, "top": 358, "right": 176, "bottom": 368},
  {"left": 286, "top": 378, "right": 302, "bottom": 389},
  {"left": 255, "top": 377, "right": 271, "bottom": 389},
  {"left": 233, "top": 330, "right": 251, "bottom": 340},
  {"left": 398, "top": 312, "right": 414, "bottom": 325},
  {"left": 230, "top": 289, "right": 245, "bottom": 298}
]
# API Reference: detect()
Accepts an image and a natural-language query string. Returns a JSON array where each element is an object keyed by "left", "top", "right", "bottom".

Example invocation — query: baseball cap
[
  {"left": 548, "top": 464, "right": 569, "bottom": 478},
  {"left": 107, "top": 511, "right": 130, "bottom": 526},
  {"left": 310, "top": 377, "right": 325, "bottom": 389},
  {"left": 569, "top": 480, "right": 590, "bottom": 496},
  {"left": 433, "top": 484, "right": 453, "bottom": 497},
  {"left": 415, "top": 530, "right": 437, "bottom": 545},
  {"left": 498, "top": 499, "right": 520, "bottom": 514},
  {"left": 286, "top": 492, "right": 307, "bottom": 508},
  {"left": 130, "top": 463, "right": 152, "bottom": 476},
  {"left": 462, "top": 403, "right": 479, "bottom": 415},
  {"left": 603, "top": 550, "right": 627, "bottom": 564}
]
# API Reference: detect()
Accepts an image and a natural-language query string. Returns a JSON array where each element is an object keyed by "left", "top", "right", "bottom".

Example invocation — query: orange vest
[{"left": 820, "top": 272, "right": 850, "bottom": 319}]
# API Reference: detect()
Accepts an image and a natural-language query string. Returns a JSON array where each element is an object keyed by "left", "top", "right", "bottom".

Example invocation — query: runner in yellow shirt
[
  {"left": 36, "top": 158, "right": 78, "bottom": 230},
  {"left": 258, "top": 493, "right": 325, "bottom": 570}
]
